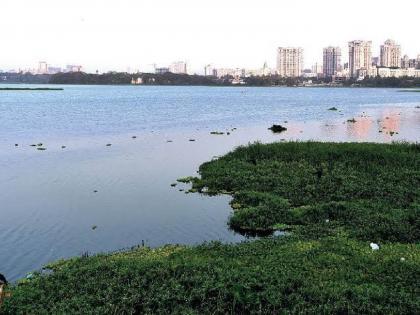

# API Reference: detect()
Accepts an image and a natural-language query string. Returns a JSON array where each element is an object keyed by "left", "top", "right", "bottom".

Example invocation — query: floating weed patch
[
  {"left": 3, "top": 142, "right": 419, "bottom": 314},
  {"left": 176, "top": 176, "right": 196, "bottom": 183}
]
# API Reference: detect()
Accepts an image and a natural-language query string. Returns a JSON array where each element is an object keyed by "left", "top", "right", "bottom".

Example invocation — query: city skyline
[
  {"left": 1, "top": 0, "right": 420, "bottom": 73},
  {"left": 4, "top": 38, "right": 419, "bottom": 79}
]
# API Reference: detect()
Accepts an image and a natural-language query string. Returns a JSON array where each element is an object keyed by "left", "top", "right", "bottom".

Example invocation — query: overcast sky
[{"left": 1, "top": 0, "right": 419, "bottom": 73}]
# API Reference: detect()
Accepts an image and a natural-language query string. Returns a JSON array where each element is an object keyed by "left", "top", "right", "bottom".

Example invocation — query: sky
[{"left": 1, "top": 0, "right": 419, "bottom": 74}]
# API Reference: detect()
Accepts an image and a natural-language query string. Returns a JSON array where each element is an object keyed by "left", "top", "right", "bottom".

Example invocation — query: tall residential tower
[
  {"left": 323, "top": 47, "right": 341, "bottom": 77},
  {"left": 276, "top": 47, "right": 304, "bottom": 77},
  {"left": 348, "top": 40, "right": 372, "bottom": 78},
  {"left": 380, "top": 39, "right": 401, "bottom": 68}
]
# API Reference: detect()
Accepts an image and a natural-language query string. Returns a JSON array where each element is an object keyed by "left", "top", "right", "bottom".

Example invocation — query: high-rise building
[
  {"left": 204, "top": 64, "right": 215, "bottom": 76},
  {"left": 169, "top": 61, "right": 188, "bottom": 74},
  {"left": 417, "top": 55, "right": 420, "bottom": 69},
  {"left": 408, "top": 59, "right": 417, "bottom": 69},
  {"left": 401, "top": 55, "right": 410, "bottom": 69},
  {"left": 323, "top": 46, "right": 341, "bottom": 77},
  {"left": 348, "top": 40, "right": 372, "bottom": 78},
  {"left": 380, "top": 39, "right": 401, "bottom": 68},
  {"left": 311, "top": 63, "right": 323, "bottom": 75},
  {"left": 276, "top": 47, "right": 303, "bottom": 77},
  {"left": 38, "top": 61, "right": 48, "bottom": 74}
]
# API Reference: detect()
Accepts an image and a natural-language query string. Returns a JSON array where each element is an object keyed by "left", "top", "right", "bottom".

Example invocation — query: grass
[
  {"left": 191, "top": 142, "right": 419, "bottom": 239},
  {"left": 3, "top": 237, "right": 419, "bottom": 314},
  {"left": 2, "top": 142, "right": 419, "bottom": 314}
]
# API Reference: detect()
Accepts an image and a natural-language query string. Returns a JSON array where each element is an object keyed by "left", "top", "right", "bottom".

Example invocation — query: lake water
[{"left": 1, "top": 85, "right": 419, "bottom": 281}]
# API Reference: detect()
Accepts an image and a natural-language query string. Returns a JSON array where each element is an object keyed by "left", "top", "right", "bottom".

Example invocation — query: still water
[{"left": 1, "top": 85, "right": 419, "bottom": 281}]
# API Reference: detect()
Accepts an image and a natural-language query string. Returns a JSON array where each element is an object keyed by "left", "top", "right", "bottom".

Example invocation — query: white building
[
  {"left": 276, "top": 47, "right": 304, "bottom": 77},
  {"left": 38, "top": 61, "right": 48, "bottom": 74},
  {"left": 312, "top": 62, "right": 323, "bottom": 76},
  {"left": 169, "top": 61, "right": 188, "bottom": 74},
  {"left": 348, "top": 40, "right": 372, "bottom": 78},
  {"left": 65, "top": 65, "right": 82, "bottom": 72},
  {"left": 377, "top": 67, "right": 420, "bottom": 78},
  {"left": 215, "top": 68, "right": 245, "bottom": 78},
  {"left": 204, "top": 64, "right": 215, "bottom": 76},
  {"left": 380, "top": 39, "right": 401, "bottom": 68}
]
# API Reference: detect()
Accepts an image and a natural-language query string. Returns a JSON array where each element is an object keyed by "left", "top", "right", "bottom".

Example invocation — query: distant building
[
  {"left": 348, "top": 40, "right": 372, "bottom": 78},
  {"left": 65, "top": 65, "right": 82, "bottom": 72},
  {"left": 380, "top": 39, "right": 401, "bottom": 68},
  {"left": 311, "top": 62, "right": 323, "bottom": 76},
  {"left": 377, "top": 67, "right": 420, "bottom": 78},
  {"left": 155, "top": 67, "right": 170, "bottom": 74},
  {"left": 215, "top": 68, "right": 245, "bottom": 78},
  {"left": 323, "top": 47, "right": 341, "bottom": 77},
  {"left": 276, "top": 47, "right": 304, "bottom": 77},
  {"left": 38, "top": 61, "right": 48, "bottom": 74},
  {"left": 169, "top": 61, "right": 188, "bottom": 74},
  {"left": 303, "top": 69, "right": 317, "bottom": 78},
  {"left": 131, "top": 77, "right": 143, "bottom": 85},
  {"left": 408, "top": 58, "right": 417, "bottom": 69},
  {"left": 371, "top": 57, "right": 380, "bottom": 67},
  {"left": 204, "top": 64, "right": 215, "bottom": 76},
  {"left": 47, "top": 66, "right": 62, "bottom": 74}
]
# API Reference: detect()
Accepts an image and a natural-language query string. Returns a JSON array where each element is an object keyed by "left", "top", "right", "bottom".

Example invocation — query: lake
[{"left": 0, "top": 85, "right": 419, "bottom": 281}]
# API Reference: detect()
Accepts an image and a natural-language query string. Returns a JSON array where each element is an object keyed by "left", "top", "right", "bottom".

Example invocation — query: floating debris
[
  {"left": 210, "top": 131, "right": 224, "bottom": 135},
  {"left": 189, "top": 139, "right": 196, "bottom": 142},
  {"left": 132, "top": 136, "right": 137, "bottom": 139},
  {"left": 347, "top": 118, "right": 357, "bottom": 123},
  {"left": 227, "top": 132, "right": 231, "bottom": 135},
  {"left": 91, "top": 225, "right": 97, "bottom": 230},
  {"left": 170, "top": 183, "right": 177, "bottom": 187},
  {"left": 268, "top": 124, "right": 287, "bottom": 133},
  {"left": 370, "top": 243, "right": 379, "bottom": 250},
  {"left": 93, "top": 190, "right": 98, "bottom": 193},
  {"left": 166, "top": 140, "right": 173, "bottom": 143},
  {"left": 30, "top": 144, "right": 36, "bottom": 147},
  {"left": 61, "top": 146, "right": 66, "bottom": 149},
  {"left": 14, "top": 144, "right": 18, "bottom": 147},
  {"left": 328, "top": 107, "right": 338, "bottom": 111},
  {"left": 106, "top": 144, "right": 112, "bottom": 147},
  {"left": 37, "top": 147, "right": 46, "bottom": 151},
  {"left": 37, "top": 143, "right": 43, "bottom": 147}
]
